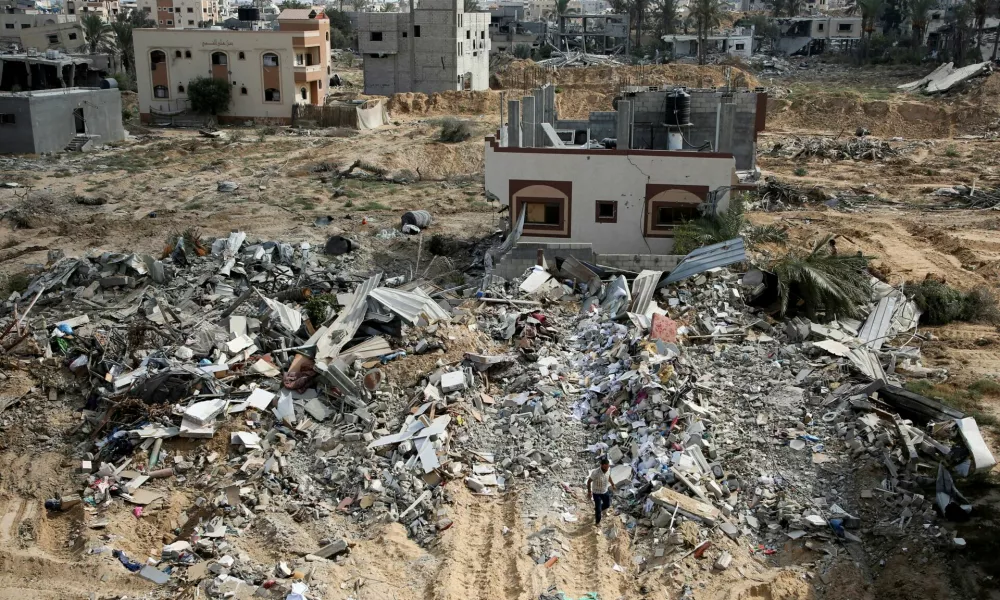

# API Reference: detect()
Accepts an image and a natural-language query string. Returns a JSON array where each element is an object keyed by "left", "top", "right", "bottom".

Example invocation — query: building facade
[
  {"left": 65, "top": 0, "right": 120, "bottom": 19},
  {"left": 357, "top": 0, "right": 490, "bottom": 95},
  {"left": 0, "top": 13, "right": 85, "bottom": 51},
  {"left": 137, "top": 0, "right": 220, "bottom": 28},
  {"left": 0, "top": 87, "right": 126, "bottom": 154},
  {"left": 134, "top": 10, "right": 331, "bottom": 124}
]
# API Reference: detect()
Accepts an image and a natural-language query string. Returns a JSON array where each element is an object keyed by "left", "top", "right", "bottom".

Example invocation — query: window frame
[
  {"left": 595, "top": 201, "right": 617, "bottom": 223},
  {"left": 153, "top": 85, "right": 169, "bottom": 98},
  {"left": 369, "top": 31, "right": 383, "bottom": 41},
  {"left": 262, "top": 52, "right": 279, "bottom": 67},
  {"left": 264, "top": 87, "right": 281, "bottom": 102},
  {"left": 0, "top": 113, "right": 15, "bottom": 125}
]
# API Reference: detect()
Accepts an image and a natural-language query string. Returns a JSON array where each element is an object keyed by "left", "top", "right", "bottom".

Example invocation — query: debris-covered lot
[{"left": 2, "top": 63, "right": 1000, "bottom": 600}]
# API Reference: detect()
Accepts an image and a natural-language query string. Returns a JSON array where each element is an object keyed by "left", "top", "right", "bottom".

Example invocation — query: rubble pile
[
  {"left": 749, "top": 177, "right": 891, "bottom": 212},
  {"left": 767, "top": 135, "right": 899, "bottom": 161},
  {"left": 928, "top": 183, "right": 1000, "bottom": 210},
  {"left": 536, "top": 51, "right": 625, "bottom": 68}
]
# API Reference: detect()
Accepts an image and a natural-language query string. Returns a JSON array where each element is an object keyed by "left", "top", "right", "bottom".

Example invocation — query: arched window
[
  {"left": 185, "top": 50, "right": 191, "bottom": 58},
  {"left": 300, "top": 87, "right": 307, "bottom": 100},
  {"left": 264, "top": 88, "right": 280, "bottom": 102},
  {"left": 154, "top": 85, "right": 168, "bottom": 98},
  {"left": 178, "top": 84, "right": 185, "bottom": 93},
  {"left": 262, "top": 53, "right": 278, "bottom": 66},
  {"left": 211, "top": 51, "right": 227, "bottom": 65},
  {"left": 174, "top": 50, "right": 181, "bottom": 58},
  {"left": 241, "top": 86, "right": 248, "bottom": 95},
  {"left": 150, "top": 50, "right": 166, "bottom": 68},
  {"left": 238, "top": 51, "right": 245, "bottom": 60}
]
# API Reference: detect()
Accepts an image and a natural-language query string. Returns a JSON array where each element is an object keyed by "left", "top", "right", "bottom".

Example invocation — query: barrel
[{"left": 401, "top": 210, "right": 432, "bottom": 229}]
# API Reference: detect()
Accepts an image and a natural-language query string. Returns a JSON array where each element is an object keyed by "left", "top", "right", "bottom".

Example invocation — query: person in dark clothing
[{"left": 586, "top": 457, "right": 616, "bottom": 526}]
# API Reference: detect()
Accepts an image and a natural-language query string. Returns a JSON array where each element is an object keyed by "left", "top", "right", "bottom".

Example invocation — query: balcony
[{"left": 293, "top": 63, "right": 323, "bottom": 82}]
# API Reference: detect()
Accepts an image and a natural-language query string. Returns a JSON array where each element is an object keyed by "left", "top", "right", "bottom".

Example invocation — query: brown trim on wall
[
  {"left": 486, "top": 135, "right": 735, "bottom": 160},
  {"left": 646, "top": 183, "right": 709, "bottom": 200},
  {"left": 508, "top": 179, "right": 573, "bottom": 239},
  {"left": 644, "top": 184, "right": 710, "bottom": 238},
  {"left": 595, "top": 200, "right": 617, "bottom": 223}
]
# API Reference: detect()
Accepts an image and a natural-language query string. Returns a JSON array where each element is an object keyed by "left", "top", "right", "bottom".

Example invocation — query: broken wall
[{"left": 24, "top": 88, "right": 125, "bottom": 153}]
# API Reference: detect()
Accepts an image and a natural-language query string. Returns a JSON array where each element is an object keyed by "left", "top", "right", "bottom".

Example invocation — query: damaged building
[
  {"left": 357, "top": 0, "right": 490, "bottom": 95},
  {"left": 0, "top": 86, "right": 126, "bottom": 154},
  {"left": 661, "top": 26, "right": 753, "bottom": 61},
  {"left": 0, "top": 51, "right": 110, "bottom": 91},
  {"left": 773, "top": 16, "right": 861, "bottom": 55},
  {"left": 553, "top": 13, "right": 628, "bottom": 55},
  {"left": 486, "top": 84, "right": 765, "bottom": 274}
]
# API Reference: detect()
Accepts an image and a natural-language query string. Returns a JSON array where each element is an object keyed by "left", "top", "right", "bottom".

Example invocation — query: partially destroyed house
[
  {"left": 485, "top": 85, "right": 765, "bottom": 274},
  {"left": 662, "top": 26, "right": 753, "bottom": 60},
  {"left": 0, "top": 51, "right": 110, "bottom": 91},
  {"left": 553, "top": 13, "right": 628, "bottom": 54},
  {"left": 773, "top": 16, "right": 861, "bottom": 55}
]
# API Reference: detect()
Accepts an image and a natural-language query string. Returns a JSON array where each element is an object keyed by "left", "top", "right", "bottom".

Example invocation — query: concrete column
[
  {"left": 522, "top": 95, "right": 535, "bottom": 148},
  {"left": 717, "top": 96, "right": 735, "bottom": 155},
  {"left": 616, "top": 99, "right": 631, "bottom": 150},
  {"left": 533, "top": 87, "right": 544, "bottom": 146},
  {"left": 507, "top": 99, "right": 521, "bottom": 148},
  {"left": 544, "top": 84, "right": 556, "bottom": 122}
]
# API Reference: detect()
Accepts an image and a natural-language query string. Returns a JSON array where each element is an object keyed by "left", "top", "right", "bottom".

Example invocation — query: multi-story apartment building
[
  {"left": 134, "top": 7, "right": 331, "bottom": 123},
  {"left": 137, "top": 0, "right": 220, "bottom": 28},
  {"left": 65, "top": 0, "right": 120, "bottom": 19},
  {"left": 357, "top": 0, "right": 490, "bottom": 95}
]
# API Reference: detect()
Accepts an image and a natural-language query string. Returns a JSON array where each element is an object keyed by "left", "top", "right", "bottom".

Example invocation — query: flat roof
[{"left": 0, "top": 86, "right": 105, "bottom": 97}]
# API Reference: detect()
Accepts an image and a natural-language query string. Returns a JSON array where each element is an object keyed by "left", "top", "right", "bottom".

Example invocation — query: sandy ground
[{"left": 2, "top": 61, "right": 1000, "bottom": 600}]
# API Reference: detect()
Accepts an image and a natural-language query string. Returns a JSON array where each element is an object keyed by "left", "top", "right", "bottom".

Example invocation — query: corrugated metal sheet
[
  {"left": 859, "top": 294, "right": 897, "bottom": 350},
  {"left": 847, "top": 347, "right": 886, "bottom": 382},
  {"left": 370, "top": 287, "right": 452, "bottom": 325},
  {"left": 341, "top": 336, "right": 392, "bottom": 361},
  {"left": 630, "top": 270, "right": 663, "bottom": 314},
  {"left": 663, "top": 238, "right": 747, "bottom": 285},
  {"left": 310, "top": 273, "right": 382, "bottom": 360}
]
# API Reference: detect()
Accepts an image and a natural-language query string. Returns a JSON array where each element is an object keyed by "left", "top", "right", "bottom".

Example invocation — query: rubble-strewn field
[{"left": 1, "top": 61, "right": 1000, "bottom": 600}]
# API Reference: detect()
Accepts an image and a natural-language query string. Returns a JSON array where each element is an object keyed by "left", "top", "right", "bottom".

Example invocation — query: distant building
[
  {"left": 0, "top": 87, "right": 126, "bottom": 154},
  {"left": 134, "top": 7, "right": 331, "bottom": 123},
  {"left": 0, "top": 13, "right": 85, "bottom": 51},
  {"left": 136, "top": 0, "right": 221, "bottom": 28},
  {"left": 772, "top": 16, "right": 861, "bottom": 55},
  {"left": 662, "top": 26, "right": 753, "bottom": 60},
  {"left": 489, "top": 4, "right": 546, "bottom": 54},
  {"left": 553, "top": 13, "right": 628, "bottom": 54},
  {"left": 0, "top": 50, "right": 111, "bottom": 90},
  {"left": 357, "top": 0, "right": 490, "bottom": 95},
  {"left": 65, "top": 0, "right": 120, "bottom": 19}
]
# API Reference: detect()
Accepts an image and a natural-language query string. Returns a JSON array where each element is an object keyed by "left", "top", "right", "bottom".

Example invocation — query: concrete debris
[{"left": 899, "top": 61, "right": 993, "bottom": 94}]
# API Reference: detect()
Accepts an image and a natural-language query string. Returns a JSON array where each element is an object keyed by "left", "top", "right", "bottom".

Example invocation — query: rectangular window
[
  {"left": 144, "top": 5, "right": 150, "bottom": 10},
  {"left": 188, "top": 19, "right": 193, "bottom": 24},
  {"left": 414, "top": 25, "right": 420, "bottom": 37},
  {"left": 402, "top": 31, "right": 407, "bottom": 37},
  {"left": 370, "top": 31, "right": 382, "bottom": 41},
  {"left": 69, "top": 32, "right": 77, "bottom": 39},
  {"left": 263, "top": 54, "right": 279, "bottom": 66},
  {"left": 167, "top": 7, "right": 172, "bottom": 11},
  {"left": 187, "top": 6, "right": 193, "bottom": 11},
  {"left": 817, "top": 23, "right": 824, "bottom": 31},
  {"left": 458, "top": 42, "right": 462, "bottom": 54},
  {"left": 167, "top": 19, "right": 172, "bottom": 24},
  {"left": 0, "top": 114, "right": 14, "bottom": 125},
  {"left": 838, "top": 23, "right": 852, "bottom": 31},
  {"left": 68, "top": 7, "right": 75, "bottom": 12},
  {"left": 735, "top": 43, "right": 744, "bottom": 50},
  {"left": 654, "top": 205, "right": 699, "bottom": 227},
  {"left": 480, "top": 30, "right": 484, "bottom": 39},
  {"left": 48, "top": 34, "right": 59, "bottom": 43},
  {"left": 21, "top": 23, "right": 30, "bottom": 28},
  {"left": 4, "top": 23, "right": 13, "bottom": 29},
  {"left": 466, "top": 30, "right": 470, "bottom": 39},
  {"left": 524, "top": 200, "right": 563, "bottom": 227},
  {"left": 595, "top": 201, "right": 617, "bottom": 223}
]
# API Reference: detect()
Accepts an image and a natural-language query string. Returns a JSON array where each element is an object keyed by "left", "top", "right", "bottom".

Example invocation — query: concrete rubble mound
[{"left": 1, "top": 226, "right": 994, "bottom": 598}]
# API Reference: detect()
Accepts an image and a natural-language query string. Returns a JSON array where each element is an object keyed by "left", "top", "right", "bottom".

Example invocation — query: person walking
[{"left": 586, "top": 457, "right": 616, "bottom": 526}]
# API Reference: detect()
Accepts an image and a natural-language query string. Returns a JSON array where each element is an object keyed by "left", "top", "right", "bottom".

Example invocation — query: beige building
[
  {"left": 0, "top": 13, "right": 85, "bottom": 51},
  {"left": 134, "top": 8, "right": 332, "bottom": 123},
  {"left": 137, "top": 0, "right": 220, "bottom": 28},
  {"left": 65, "top": 0, "right": 121, "bottom": 20}
]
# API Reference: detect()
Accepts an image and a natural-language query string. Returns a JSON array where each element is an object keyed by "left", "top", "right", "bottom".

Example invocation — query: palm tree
[
  {"left": 855, "top": 0, "right": 884, "bottom": 57},
  {"left": 993, "top": 0, "right": 1000, "bottom": 59},
  {"left": 690, "top": 0, "right": 723, "bottom": 64},
  {"left": 786, "top": 0, "right": 803, "bottom": 16},
  {"left": 950, "top": 0, "right": 974, "bottom": 65},
  {"left": 972, "top": 0, "right": 989, "bottom": 51},
  {"left": 81, "top": 14, "right": 111, "bottom": 55},
  {"left": 632, "top": 0, "right": 648, "bottom": 49},
  {"left": 770, "top": 234, "right": 873, "bottom": 320},
  {"left": 908, "top": 0, "right": 936, "bottom": 46},
  {"left": 655, "top": 0, "right": 678, "bottom": 36}
]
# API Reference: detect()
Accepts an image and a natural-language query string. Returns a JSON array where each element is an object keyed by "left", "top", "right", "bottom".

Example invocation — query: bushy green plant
[
  {"left": 513, "top": 44, "right": 532, "bottom": 59},
  {"left": 908, "top": 279, "right": 1000, "bottom": 325},
  {"left": 770, "top": 234, "right": 873, "bottom": 320},
  {"left": 187, "top": 76, "right": 232, "bottom": 115},
  {"left": 438, "top": 118, "right": 472, "bottom": 143},
  {"left": 671, "top": 193, "right": 788, "bottom": 255}
]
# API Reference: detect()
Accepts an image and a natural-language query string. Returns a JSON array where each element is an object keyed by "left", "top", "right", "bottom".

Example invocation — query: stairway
[{"left": 64, "top": 134, "right": 89, "bottom": 152}]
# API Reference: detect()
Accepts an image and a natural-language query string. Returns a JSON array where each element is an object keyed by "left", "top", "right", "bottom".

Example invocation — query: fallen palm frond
[
  {"left": 770, "top": 234, "right": 873, "bottom": 320},
  {"left": 672, "top": 193, "right": 788, "bottom": 255}
]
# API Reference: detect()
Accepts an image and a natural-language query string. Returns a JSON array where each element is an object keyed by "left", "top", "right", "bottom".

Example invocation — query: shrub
[
  {"left": 909, "top": 280, "right": 1000, "bottom": 325},
  {"left": 770, "top": 234, "right": 873, "bottom": 320},
  {"left": 438, "top": 118, "right": 472, "bottom": 143},
  {"left": 112, "top": 71, "right": 136, "bottom": 92},
  {"left": 513, "top": 44, "right": 532, "bottom": 59},
  {"left": 944, "top": 145, "right": 959, "bottom": 158},
  {"left": 794, "top": 167, "right": 808, "bottom": 176},
  {"left": 187, "top": 76, "right": 232, "bottom": 115}
]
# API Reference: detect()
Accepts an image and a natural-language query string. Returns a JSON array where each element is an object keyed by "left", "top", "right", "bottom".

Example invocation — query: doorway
[{"left": 73, "top": 108, "right": 85, "bottom": 134}]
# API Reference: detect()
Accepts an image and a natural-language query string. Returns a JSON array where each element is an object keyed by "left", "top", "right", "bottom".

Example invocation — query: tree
[
  {"left": 632, "top": 0, "right": 649, "bottom": 49},
  {"left": 654, "top": 0, "right": 678, "bottom": 37},
  {"left": 972, "top": 0, "right": 989, "bottom": 50},
  {"left": 908, "top": 0, "right": 936, "bottom": 46},
  {"left": 81, "top": 14, "right": 111, "bottom": 55},
  {"left": 463, "top": 0, "right": 480, "bottom": 11},
  {"left": 770, "top": 234, "right": 874, "bottom": 320},
  {"left": 994, "top": 0, "right": 1000, "bottom": 59},
  {"left": 690, "top": 0, "right": 723, "bottom": 64},
  {"left": 513, "top": 43, "right": 532, "bottom": 58},
  {"left": 786, "top": 0, "right": 803, "bottom": 16},
  {"left": 282, "top": 0, "right": 310, "bottom": 8},
  {"left": 348, "top": 0, "right": 370, "bottom": 10},
  {"left": 187, "top": 76, "right": 232, "bottom": 115},
  {"left": 856, "top": 0, "right": 885, "bottom": 56},
  {"left": 555, "top": 0, "right": 576, "bottom": 14},
  {"left": 949, "top": 0, "right": 974, "bottom": 66}
]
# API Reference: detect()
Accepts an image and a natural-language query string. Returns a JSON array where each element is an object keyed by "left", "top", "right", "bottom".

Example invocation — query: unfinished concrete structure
[
  {"left": 553, "top": 13, "right": 628, "bottom": 54},
  {"left": 487, "top": 84, "right": 763, "bottom": 272},
  {"left": 0, "top": 87, "right": 126, "bottom": 154},
  {"left": 357, "top": 0, "right": 490, "bottom": 95},
  {"left": 662, "top": 27, "right": 753, "bottom": 60},
  {"left": 489, "top": 4, "right": 547, "bottom": 54},
  {"left": 0, "top": 51, "right": 110, "bottom": 91},
  {"left": 773, "top": 16, "right": 861, "bottom": 55}
]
